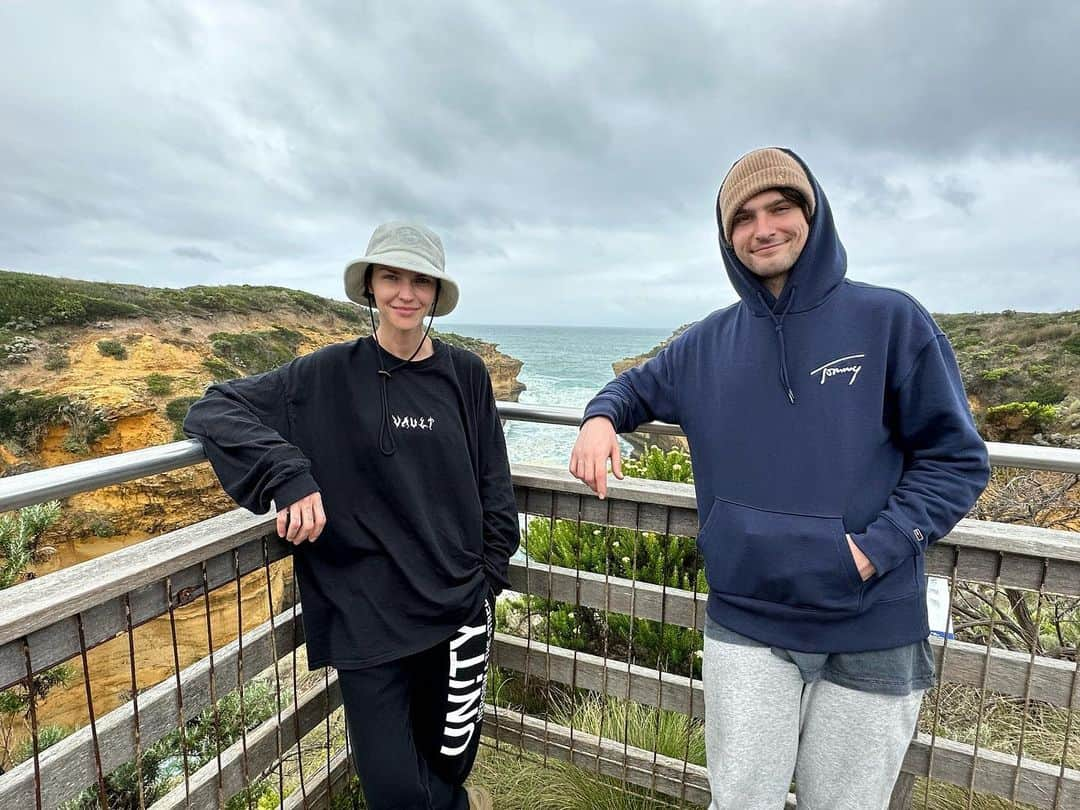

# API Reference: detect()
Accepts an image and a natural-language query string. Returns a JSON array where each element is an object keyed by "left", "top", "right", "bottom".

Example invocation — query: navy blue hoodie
[{"left": 583, "top": 151, "right": 989, "bottom": 653}]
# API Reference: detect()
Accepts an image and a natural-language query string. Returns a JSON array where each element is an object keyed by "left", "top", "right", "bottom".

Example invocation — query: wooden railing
[{"left": 0, "top": 407, "right": 1077, "bottom": 808}]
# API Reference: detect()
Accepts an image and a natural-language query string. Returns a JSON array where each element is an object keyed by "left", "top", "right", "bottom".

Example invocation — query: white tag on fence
[{"left": 926, "top": 575, "right": 954, "bottom": 640}]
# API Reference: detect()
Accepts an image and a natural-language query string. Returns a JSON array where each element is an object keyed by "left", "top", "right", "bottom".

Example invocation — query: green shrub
[
  {"left": 0, "top": 501, "right": 61, "bottom": 590},
  {"left": 980, "top": 367, "right": 1014, "bottom": 383},
  {"left": 0, "top": 390, "right": 68, "bottom": 454},
  {"left": 202, "top": 357, "right": 238, "bottom": 382},
  {"left": 208, "top": 327, "right": 304, "bottom": 375},
  {"left": 144, "top": 373, "right": 174, "bottom": 396},
  {"left": 982, "top": 401, "right": 1058, "bottom": 441},
  {"left": 622, "top": 445, "right": 694, "bottom": 484},
  {"left": 12, "top": 725, "right": 70, "bottom": 765},
  {"left": 1026, "top": 381, "right": 1068, "bottom": 405},
  {"left": 58, "top": 400, "right": 110, "bottom": 455},
  {"left": 96, "top": 339, "right": 127, "bottom": 360},
  {"left": 166, "top": 396, "right": 200, "bottom": 440},
  {"left": 88, "top": 516, "right": 117, "bottom": 538},
  {"left": 0, "top": 662, "right": 72, "bottom": 769},
  {"left": 1064, "top": 334, "right": 1080, "bottom": 356},
  {"left": 43, "top": 344, "right": 69, "bottom": 371}
]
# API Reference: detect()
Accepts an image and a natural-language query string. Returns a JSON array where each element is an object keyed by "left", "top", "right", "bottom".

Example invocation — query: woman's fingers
[
  {"left": 300, "top": 501, "right": 315, "bottom": 542},
  {"left": 311, "top": 495, "right": 327, "bottom": 541},
  {"left": 277, "top": 493, "right": 327, "bottom": 544},
  {"left": 286, "top": 502, "right": 303, "bottom": 542}
]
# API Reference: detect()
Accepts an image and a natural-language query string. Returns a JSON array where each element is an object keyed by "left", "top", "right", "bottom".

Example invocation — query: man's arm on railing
[{"left": 571, "top": 336, "right": 685, "bottom": 498}]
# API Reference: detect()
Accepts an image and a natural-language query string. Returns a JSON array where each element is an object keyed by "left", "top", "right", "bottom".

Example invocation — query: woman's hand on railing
[
  {"left": 277, "top": 492, "right": 327, "bottom": 544},
  {"left": 570, "top": 417, "right": 624, "bottom": 500}
]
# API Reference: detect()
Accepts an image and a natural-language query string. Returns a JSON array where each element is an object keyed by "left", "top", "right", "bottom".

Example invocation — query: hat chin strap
[{"left": 367, "top": 286, "right": 441, "bottom": 456}]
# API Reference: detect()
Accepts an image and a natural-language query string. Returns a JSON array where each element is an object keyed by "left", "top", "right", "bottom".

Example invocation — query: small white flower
[
  {"left": 621, "top": 556, "right": 630, "bottom": 564},
  {"left": 592, "top": 529, "right": 602, "bottom": 536}
]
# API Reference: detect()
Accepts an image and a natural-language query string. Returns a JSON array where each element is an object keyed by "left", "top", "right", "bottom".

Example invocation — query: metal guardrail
[{"left": 2, "top": 402, "right": 1079, "bottom": 513}]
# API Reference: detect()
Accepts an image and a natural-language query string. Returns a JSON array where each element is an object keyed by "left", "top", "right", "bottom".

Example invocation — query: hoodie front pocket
[{"left": 697, "top": 497, "right": 863, "bottom": 613}]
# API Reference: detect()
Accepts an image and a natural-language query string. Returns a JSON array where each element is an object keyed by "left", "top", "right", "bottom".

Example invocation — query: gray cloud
[
  {"left": 172, "top": 246, "right": 221, "bottom": 263},
  {"left": 0, "top": 0, "right": 1077, "bottom": 326},
  {"left": 934, "top": 177, "right": 978, "bottom": 213}
]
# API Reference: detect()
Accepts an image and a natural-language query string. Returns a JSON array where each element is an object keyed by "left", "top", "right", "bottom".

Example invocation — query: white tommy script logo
[
  {"left": 392, "top": 415, "right": 436, "bottom": 430},
  {"left": 810, "top": 354, "right": 865, "bottom": 386}
]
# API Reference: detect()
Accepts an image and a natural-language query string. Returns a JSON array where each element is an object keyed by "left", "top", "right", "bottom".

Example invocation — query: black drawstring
[
  {"left": 366, "top": 286, "right": 441, "bottom": 455},
  {"left": 757, "top": 284, "right": 798, "bottom": 404}
]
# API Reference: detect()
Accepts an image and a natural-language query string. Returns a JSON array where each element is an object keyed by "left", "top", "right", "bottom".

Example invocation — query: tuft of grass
[
  {"left": 43, "top": 344, "right": 69, "bottom": 371},
  {"left": 144, "top": 373, "right": 174, "bottom": 396},
  {"left": 96, "top": 339, "right": 127, "bottom": 360},
  {"left": 165, "top": 396, "right": 200, "bottom": 440}
]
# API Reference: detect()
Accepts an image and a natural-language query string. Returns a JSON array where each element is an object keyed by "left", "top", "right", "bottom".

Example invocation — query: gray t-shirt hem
[{"left": 705, "top": 614, "right": 936, "bottom": 697}]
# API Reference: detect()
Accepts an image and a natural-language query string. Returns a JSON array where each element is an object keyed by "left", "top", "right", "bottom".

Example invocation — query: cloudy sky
[{"left": 2, "top": 1, "right": 1078, "bottom": 328}]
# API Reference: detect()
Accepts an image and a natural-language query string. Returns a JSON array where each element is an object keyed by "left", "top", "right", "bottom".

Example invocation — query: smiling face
[
  {"left": 368, "top": 264, "right": 438, "bottom": 334},
  {"left": 730, "top": 189, "right": 810, "bottom": 295}
]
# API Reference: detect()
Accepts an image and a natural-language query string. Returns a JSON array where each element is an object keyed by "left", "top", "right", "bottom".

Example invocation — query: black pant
[{"left": 339, "top": 596, "right": 493, "bottom": 810}]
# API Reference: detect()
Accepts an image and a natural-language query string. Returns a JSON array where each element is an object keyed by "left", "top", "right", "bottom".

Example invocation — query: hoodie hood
[{"left": 716, "top": 149, "right": 847, "bottom": 317}]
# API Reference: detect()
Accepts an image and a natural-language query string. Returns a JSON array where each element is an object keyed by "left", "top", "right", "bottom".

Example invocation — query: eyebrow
[{"left": 735, "top": 197, "right": 791, "bottom": 217}]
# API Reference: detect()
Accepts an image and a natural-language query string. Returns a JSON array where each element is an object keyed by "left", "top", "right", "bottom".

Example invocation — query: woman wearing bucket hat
[{"left": 184, "top": 222, "right": 517, "bottom": 810}]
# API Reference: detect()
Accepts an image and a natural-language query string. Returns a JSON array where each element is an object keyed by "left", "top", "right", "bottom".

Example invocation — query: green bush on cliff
[
  {"left": 0, "top": 390, "right": 68, "bottom": 454},
  {"left": 43, "top": 344, "right": 70, "bottom": 371},
  {"left": 95, "top": 339, "right": 127, "bottom": 360},
  {"left": 982, "top": 401, "right": 1058, "bottom": 442},
  {"left": 202, "top": 357, "right": 238, "bottom": 382},
  {"left": 209, "top": 327, "right": 304, "bottom": 375},
  {"left": 144, "top": 373, "right": 174, "bottom": 396},
  {"left": 1026, "top": 381, "right": 1068, "bottom": 405},
  {"left": 58, "top": 400, "right": 110, "bottom": 455},
  {"left": 165, "top": 396, "right": 200, "bottom": 440}
]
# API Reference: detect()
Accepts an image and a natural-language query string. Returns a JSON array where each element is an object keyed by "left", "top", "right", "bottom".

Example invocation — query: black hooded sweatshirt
[{"left": 183, "top": 337, "right": 520, "bottom": 669}]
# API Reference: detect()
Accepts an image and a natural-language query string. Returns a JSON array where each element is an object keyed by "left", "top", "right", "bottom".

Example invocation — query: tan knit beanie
[{"left": 718, "top": 148, "right": 816, "bottom": 243}]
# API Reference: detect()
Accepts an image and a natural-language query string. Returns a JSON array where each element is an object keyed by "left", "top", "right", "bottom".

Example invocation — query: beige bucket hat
[{"left": 344, "top": 221, "right": 460, "bottom": 316}]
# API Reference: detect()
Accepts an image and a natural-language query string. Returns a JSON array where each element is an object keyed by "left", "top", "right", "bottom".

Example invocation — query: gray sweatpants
[{"left": 703, "top": 631, "right": 923, "bottom": 810}]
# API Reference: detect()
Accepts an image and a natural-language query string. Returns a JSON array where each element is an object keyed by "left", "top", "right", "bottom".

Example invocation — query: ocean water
[{"left": 443, "top": 324, "right": 673, "bottom": 466}]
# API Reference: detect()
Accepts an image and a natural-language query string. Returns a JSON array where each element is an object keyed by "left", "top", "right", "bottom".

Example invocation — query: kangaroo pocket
[{"left": 697, "top": 496, "right": 863, "bottom": 613}]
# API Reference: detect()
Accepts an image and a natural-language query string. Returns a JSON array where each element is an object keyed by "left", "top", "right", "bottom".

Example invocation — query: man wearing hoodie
[{"left": 569, "top": 148, "right": 989, "bottom": 809}]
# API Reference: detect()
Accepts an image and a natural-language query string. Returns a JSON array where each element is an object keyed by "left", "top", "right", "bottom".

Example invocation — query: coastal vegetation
[{"left": 0, "top": 270, "right": 365, "bottom": 329}]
